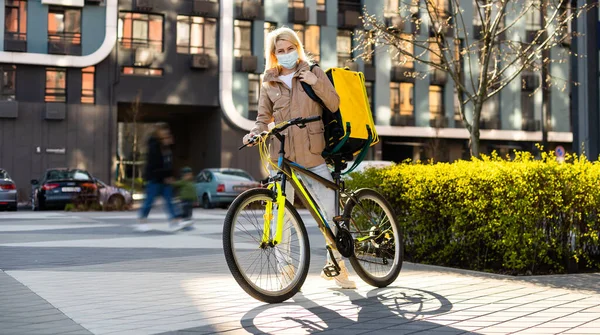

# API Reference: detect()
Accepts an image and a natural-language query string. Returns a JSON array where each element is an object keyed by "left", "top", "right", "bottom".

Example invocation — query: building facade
[{"left": 0, "top": 0, "right": 576, "bottom": 202}]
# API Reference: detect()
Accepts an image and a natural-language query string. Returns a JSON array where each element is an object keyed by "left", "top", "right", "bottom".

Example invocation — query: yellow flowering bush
[{"left": 346, "top": 150, "right": 600, "bottom": 275}]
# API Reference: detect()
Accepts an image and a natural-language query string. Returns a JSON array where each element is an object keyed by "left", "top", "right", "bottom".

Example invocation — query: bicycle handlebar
[{"left": 238, "top": 116, "right": 322, "bottom": 150}]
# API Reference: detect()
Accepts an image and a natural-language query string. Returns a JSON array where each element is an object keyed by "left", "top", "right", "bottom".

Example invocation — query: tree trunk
[{"left": 469, "top": 103, "right": 483, "bottom": 157}]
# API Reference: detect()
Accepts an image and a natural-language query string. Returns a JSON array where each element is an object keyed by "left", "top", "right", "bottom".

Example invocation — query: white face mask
[{"left": 276, "top": 50, "right": 299, "bottom": 69}]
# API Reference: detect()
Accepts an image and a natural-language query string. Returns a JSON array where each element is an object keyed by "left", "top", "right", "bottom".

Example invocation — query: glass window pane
[
  {"left": 19, "top": 1, "right": 27, "bottom": 34},
  {"left": 204, "top": 19, "right": 217, "bottom": 50},
  {"left": 177, "top": 20, "right": 190, "bottom": 46},
  {"left": 429, "top": 85, "right": 443, "bottom": 117},
  {"left": 133, "top": 20, "right": 148, "bottom": 40},
  {"left": 5, "top": 8, "right": 18, "bottom": 33},
  {"left": 65, "top": 10, "right": 81, "bottom": 33},
  {"left": 48, "top": 13, "right": 65, "bottom": 33},
  {"left": 305, "top": 26, "right": 320, "bottom": 61},
  {"left": 400, "top": 82, "right": 414, "bottom": 115}
]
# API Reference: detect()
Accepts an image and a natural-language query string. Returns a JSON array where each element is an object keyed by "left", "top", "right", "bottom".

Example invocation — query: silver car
[
  {"left": 96, "top": 179, "right": 133, "bottom": 209},
  {"left": 195, "top": 168, "right": 260, "bottom": 209},
  {"left": 0, "top": 169, "right": 18, "bottom": 211}
]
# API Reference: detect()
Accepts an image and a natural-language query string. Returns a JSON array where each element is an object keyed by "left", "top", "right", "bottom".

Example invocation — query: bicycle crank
[{"left": 335, "top": 228, "right": 355, "bottom": 258}]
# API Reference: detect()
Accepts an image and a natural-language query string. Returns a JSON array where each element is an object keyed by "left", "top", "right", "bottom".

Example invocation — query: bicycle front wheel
[
  {"left": 344, "top": 188, "right": 403, "bottom": 287},
  {"left": 223, "top": 188, "right": 310, "bottom": 303}
]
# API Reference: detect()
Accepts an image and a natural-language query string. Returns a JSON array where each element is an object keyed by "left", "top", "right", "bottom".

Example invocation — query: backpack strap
[
  {"left": 342, "top": 126, "right": 373, "bottom": 175},
  {"left": 300, "top": 64, "right": 329, "bottom": 111}
]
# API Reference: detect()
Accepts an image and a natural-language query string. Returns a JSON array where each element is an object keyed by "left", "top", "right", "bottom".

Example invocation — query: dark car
[
  {"left": 31, "top": 168, "right": 99, "bottom": 210},
  {"left": 0, "top": 169, "right": 18, "bottom": 211}
]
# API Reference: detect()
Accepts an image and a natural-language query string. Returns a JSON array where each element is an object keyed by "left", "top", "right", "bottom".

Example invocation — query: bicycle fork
[{"left": 261, "top": 182, "right": 285, "bottom": 247}]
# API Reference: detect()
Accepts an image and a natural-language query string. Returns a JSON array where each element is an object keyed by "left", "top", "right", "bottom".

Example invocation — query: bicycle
[{"left": 223, "top": 116, "right": 403, "bottom": 303}]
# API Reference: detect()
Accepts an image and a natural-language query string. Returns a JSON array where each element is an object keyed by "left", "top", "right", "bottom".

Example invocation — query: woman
[{"left": 243, "top": 27, "right": 356, "bottom": 289}]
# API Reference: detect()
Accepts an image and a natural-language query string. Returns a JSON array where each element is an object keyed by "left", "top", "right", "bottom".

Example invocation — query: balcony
[
  {"left": 522, "top": 72, "right": 540, "bottom": 91},
  {"left": 480, "top": 119, "right": 501, "bottom": 130},
  {"left": 235, "top": 0, "right": 264, "bottom": 20},
  {"left": 191, "top": 53, "right": 218, "bottom": 70},
  {"left": 522, "top": 119, "right": 541, "bottom": 131},
  {"left": 391, "top": 65, "right": 416, "bottom": 82},
  {"left": 192, "top": 0, "right": 219, "bottom": 18},
  {"left": 135, "top": 0, "right": 154, "bottom": 11},
  {"left": 391, "top": 114, "right": 415, "bottom": 126},
  {"left": 0, "top": 101, "right": 18, "bottom": 119},
  {"left": 384, "top": 16, "right": 405, "bottom": 32},
  {"left": 289, "top": 7, "right": 309, "bottom": 23},
  {"left": 45, "top": 102, "right": 66, "bottom": 121},
  {"left": 4, "top": 33, "right": 27, "bottom": 52},
  {"left": 235, "top": 55, "right": 258, "bottom": 73},
  {"left": 430, "top": 68, "right": 447, "bottom": 85},
  {"left": 48, "top": 33, "right": 82, "bottom": 56},
  {"left": 429, "top": 116, "right": 448, "bottom": 128},
  {"left": 338, "top": 10, "right": 362, "bottom": 29}
]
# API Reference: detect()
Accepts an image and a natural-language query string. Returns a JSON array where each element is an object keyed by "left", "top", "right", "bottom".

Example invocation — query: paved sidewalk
[{"left": 0, "top": 210, "right": 599, "bottom": 335}]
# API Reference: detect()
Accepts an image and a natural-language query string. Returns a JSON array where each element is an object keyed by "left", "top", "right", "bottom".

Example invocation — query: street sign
[{"left": 555, "top": 145, "right": 566, "bottom": 158}]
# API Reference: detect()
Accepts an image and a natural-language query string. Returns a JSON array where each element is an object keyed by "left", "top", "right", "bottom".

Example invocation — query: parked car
[
  {"left": 195, "top": 168, "right": 260, "bottom": 209},
  {"left": 31, "top": 168, "right": 99, "bottom": 211},
  {"left": 96, "top": 179, "right": 133, "bottom": 209},
  {"left": 0, "top": 169, "right": 18, "bottom": 211}
]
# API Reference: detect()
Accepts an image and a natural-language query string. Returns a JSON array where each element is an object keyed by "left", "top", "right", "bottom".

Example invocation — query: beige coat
[{"left": 251, "top": 60, "right": 340, "bottom": 168}]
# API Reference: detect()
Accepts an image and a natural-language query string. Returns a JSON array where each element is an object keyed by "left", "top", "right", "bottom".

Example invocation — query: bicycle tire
[
  {"left": 344, "top": 188, "right": 403, "bottom": 287},
  {"left": 223, "top": 188, "right": 310, "bottom": 303}
]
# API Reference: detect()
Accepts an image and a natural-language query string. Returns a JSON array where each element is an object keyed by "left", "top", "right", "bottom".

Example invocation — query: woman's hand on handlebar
[
  {"left": 242, "top": 133, "right": 257, "bottom": 147},
  {"left": 242, "top": 131, "right": 268, "bottom": 147}
]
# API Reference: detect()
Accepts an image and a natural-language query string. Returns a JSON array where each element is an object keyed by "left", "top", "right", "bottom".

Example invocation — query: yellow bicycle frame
[{"left": 261, "top": 166, "right": 337, "bottom": 248}]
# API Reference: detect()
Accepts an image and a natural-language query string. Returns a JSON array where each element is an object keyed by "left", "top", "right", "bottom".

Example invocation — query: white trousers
[{"left": 273, "top": 163, "right": 342, "bottom": 270}]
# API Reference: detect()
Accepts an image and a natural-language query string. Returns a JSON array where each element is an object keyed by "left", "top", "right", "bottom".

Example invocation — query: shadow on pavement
[{"left": 236, "top": 286, "right": 471, "bottom": 335}]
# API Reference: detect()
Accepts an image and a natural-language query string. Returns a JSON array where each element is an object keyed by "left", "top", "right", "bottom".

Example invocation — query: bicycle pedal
[{"left": 322, "top": 265, "right": 340, "bottom": 278}]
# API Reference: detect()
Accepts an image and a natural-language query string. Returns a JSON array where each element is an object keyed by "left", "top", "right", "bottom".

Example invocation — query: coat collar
[{"left": 263, "top": 60, "right": 311, "bottom": 82}]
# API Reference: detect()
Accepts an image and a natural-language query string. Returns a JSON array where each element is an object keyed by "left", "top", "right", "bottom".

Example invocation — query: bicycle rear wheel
[
  {"left": 223, "top": 188, "right": 310, "bottom": 303},
  {"left": 344, "top": 188, "right": 403, "bottom": 287}
]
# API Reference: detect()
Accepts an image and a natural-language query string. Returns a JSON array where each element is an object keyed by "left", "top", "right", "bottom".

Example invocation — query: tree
[{"left": 355, "top": 0, "right": 594, "bottom": 156}]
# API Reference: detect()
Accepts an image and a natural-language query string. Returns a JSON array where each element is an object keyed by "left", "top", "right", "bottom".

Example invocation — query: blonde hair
[{"left": 264, "top": 26, "right": 311, "bottom": 72}]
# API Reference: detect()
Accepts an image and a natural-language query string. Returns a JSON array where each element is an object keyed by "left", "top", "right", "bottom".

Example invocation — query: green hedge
[{"left": 346, "top": 151, "right": 600, "bottom": 275}]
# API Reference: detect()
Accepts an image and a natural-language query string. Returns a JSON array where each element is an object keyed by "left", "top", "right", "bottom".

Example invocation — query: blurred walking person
[{"left": 134, "top": 123, "right": 185, "bottom": 232}]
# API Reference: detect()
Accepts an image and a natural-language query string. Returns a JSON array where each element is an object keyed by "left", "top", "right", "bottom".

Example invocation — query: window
[
  {"left": 45, "top": 68, "right": 66, "bottom": 102},
  {"left": 429, "top": 38, "right": 442, "bottom": 65},
  {"left": 428, "top": 0, "right": 449, "bottom": 20},
  {"left": 365, "top": 81, "right": 374, "bottom": 113},
  {"left": 81, "top": 66, "right": 95, "bottom": 104},
  {"left": 119, "top": 12, "right": 163, "bottom": 51},
  {"left": 248, "top": 74, "right": 261, "bottom": 119},
  {"left": 176, "top": 15, "right": 216, "bottom": 55},
  {"left": 4, "top": 0, "right": 27, "bottom": 41},
  {"left": 392, "top": 34, "right": 414, "bottom": 68},
  {"left": 429, "top": 85, "right": 443, "bottom": 119},
  {"left": 264, "top": 22, "right": 276, "bottom": 47},
  {"left": 361, "top": 31, "right": 374, "bottom": 65},
  {"left": 526, "top": 0, "right": 541, "bottom": 31},
  {"left": 390, "top": 82, "right": 414, "bottom": 117},
  {"left": 122, "top": 67, "right": 163, "bottom": 76},
  {"left": 317, "top": 0, "right": 326, "bottom": 11},
  {"left": 0, "top": 65, "right": 16, "bottom": 101},
  {"left": 337, "top": 29, "right": 353, "bottom": 67},
  {"left": 384, "top": 0, "right": 399, "bottom": 17},
  {"left": 290, "top": 0, "right": 304, "bottom": 8},
  {"left": 48, "top": 7, "right": 81, "bottom": 45},
  {"left": 293, "top": 24, "right": 305, "bottom": 45},
  {"left": 234, "top": 20, "right": 252, "bottom": 57},
  {"left": 305, "top": 25, "right": 320, "bottom": 62}
]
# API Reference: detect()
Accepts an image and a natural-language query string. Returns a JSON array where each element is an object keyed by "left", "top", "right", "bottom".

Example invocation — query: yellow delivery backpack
[{"left": 301, "top": 65, "right": 379, "bottom": 174}]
